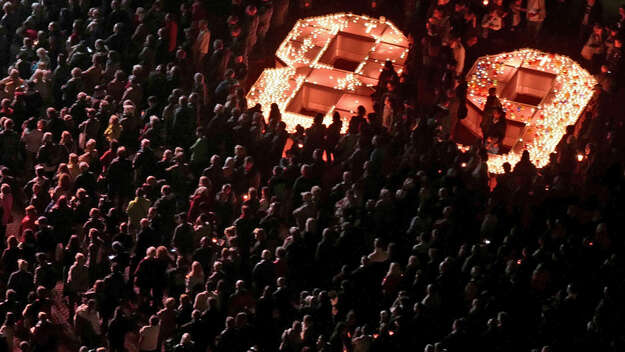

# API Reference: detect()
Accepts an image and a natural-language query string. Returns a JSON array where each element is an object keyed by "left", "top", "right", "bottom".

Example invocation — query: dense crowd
[{"left": 0, "top": 0, "right": 625, "bottom": 351}]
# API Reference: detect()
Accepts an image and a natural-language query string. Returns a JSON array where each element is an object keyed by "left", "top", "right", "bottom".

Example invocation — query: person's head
[
  {"left": 141, "top": 138, "right": 151, "bottom": 150},
  {"left": 234, "top": 145, "right": 246, "bottom": 158},
  {"left": 114, "top": 146, "right": 127, "bottom": 159},
  {"left": 276, "top": 247, "right": 286, "bottom": 260},
  {"left": 584, "top": 142, "right": 595, "bottom": 156},
  {"left": 6, "top": 235, "right": 18, "bottom": 249},
  {"left": 154, "top": 246, "right": 168, "bottom": 260},
  {"left": 277, "top": 276, "right": 287, "bottom": 288},
  {"left": 36, "top": 47, "right": 48, "bottom": 60},
  {"left": 450, "top": 36, "right": 462, "bottom": 48},
  {"left": 454, "top": 1, "right": 466, "bottom": 11},
  {"left": 108, "top": 114, "right": 119, "bottom": 126},
  {"left": 240, "top": 204, "right": 252, "bottom": 218},
  {"left": 213, "top": 39, "right": 224, "bottom": 51},
  {"left": 163, "top": 297, "right": 176, "bottom": 310},
  {"left": 305, "top": 218, "right": 317, "bottom": 233},
  {"left": 224, "top": 68, "right": 235, "bottom": 80},
  {"left": 61, "top": 130, "right": 72, "bottom": 144},
  {"left": 75, "top": 252, "right": 86, "bottom": 265},
  {"left": 432, "top": 7, "right": 443, "bottom": 19},
  {"left": 0, "top": 183, "right": 11, "bottom": 195},
  {"left": 357, "top": 105, "right": 366, "bottom": 117},
  {"left": 3, "top": 118, "right": 13, "bottom": 131},
  {"left": 261, "top": 249, "right": 272, "bottom": 261},
  {"left": 113, "top": 22, "right": 123, "bottom": 34},
  {"left": 503, "top": 162, "right": 511, "bottom": 173},
  {"left": 25, "top": 205, "right": 37, "bottom": 218},
  {"left": 112, "top": 70, "right": 126, "bottom": 83},
  {"left": 146, "top": 246, "right": 157, "bottom": 258},
  {"left": 2, "top": 2, "right": 13, "bottom": 13},
  {"left": 179, "top": 332, "right": 193, "bottom": 345},
  {"left": 312, "top": 113, "right": 324, "bottom": 125},
  {"left": 593, "top": 23, "right": 603, "bottom": 35},
  {"left": 493, "top": 108, "right": 504, "bottom": 122},
  {"left": 18, "top": 259, "right": 29, "bottom": 271},
  {"left": 7, "top": 68, "right": 19, "bottom": 80},
  {"left": 190, "top": 261, "right": 203, "bottom": 275},
  {"left": 300, "top": 164, "right": 312, "bottom": 178}
]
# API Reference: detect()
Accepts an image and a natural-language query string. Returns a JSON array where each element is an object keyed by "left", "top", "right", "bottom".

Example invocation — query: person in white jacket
[
  {"left": 192, "top": 20, "right": 210, "bottom": 72},
  {"left": 450, "top": 37, "right": 465, "bottom": 78},
  {"left": 526, "top": 0, "right": 546, "bottom": 39}
]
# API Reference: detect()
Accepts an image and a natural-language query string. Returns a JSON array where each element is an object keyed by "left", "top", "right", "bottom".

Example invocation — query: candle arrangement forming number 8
[{"left": 246, "top": 13, "right": 410, "bottom": 132}]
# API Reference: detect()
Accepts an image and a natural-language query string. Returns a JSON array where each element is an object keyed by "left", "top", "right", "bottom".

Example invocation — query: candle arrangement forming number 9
[{"left": 464, "top": 49, "right": 597, "bottom": 173}]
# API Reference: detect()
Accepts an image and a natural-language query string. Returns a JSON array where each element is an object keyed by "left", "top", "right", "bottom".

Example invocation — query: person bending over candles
[{"left": 484, "top": 108, "right": 507, "bottom": 154}]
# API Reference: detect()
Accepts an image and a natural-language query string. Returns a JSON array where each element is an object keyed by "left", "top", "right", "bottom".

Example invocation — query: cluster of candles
[
  {"left": 247, "top": 13, "right": 409, "bottom": 131},
  {"left": 465, "top": 49, "right": 596, "bottom": 173}
]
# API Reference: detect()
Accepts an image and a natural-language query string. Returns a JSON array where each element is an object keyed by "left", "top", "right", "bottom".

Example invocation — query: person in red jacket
[
  {"left": 227, "top": 280, "right": 256, "bottom": 315},
  {"left": 187, "top": 186, "right": 212, "bottom": 222},
  {"left": 165, "top": 13, "right": 178, "bottom": 54},
  {"left": 382, "top": 262, "right": 403, "bottom": 299},
  {"left": 18, "top": 205, "right": 38, "bottom": 240}
]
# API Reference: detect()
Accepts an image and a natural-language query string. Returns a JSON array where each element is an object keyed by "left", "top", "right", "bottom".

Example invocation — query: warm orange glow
[
  {"left": 247, "top": 13, "right": 409, "bottom": 132},
  {"left": 465, "top": 49, "right": 596, "bottom": 173}
]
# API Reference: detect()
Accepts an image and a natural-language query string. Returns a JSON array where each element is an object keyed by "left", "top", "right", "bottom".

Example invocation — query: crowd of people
[{"left": 0, "top": 0, "right": 625, "bottom": 351}]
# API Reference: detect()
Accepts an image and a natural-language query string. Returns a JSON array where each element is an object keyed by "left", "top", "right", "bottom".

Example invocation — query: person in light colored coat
[{"left": 526, "top": 0, "right": 546, "bottom": 39}]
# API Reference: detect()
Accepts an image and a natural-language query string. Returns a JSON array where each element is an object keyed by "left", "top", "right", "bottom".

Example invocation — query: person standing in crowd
[
  {"left": 138, "top": 315, "right": 160, "bottom": 352},
  {"left": 526, "top": 0, "right": 546, "bottom": 40},
  {"left": 193, "top": 20, "right": 210, "bottom": 73},
  {"left": 0, "top": 183, "right": 12, "bottom": 241},
  {"left": 578, "top": 0, "right": 603, "bottom": 43},
  {"left": 581, "top": 23, "right": 605, "bottom": 72}
]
